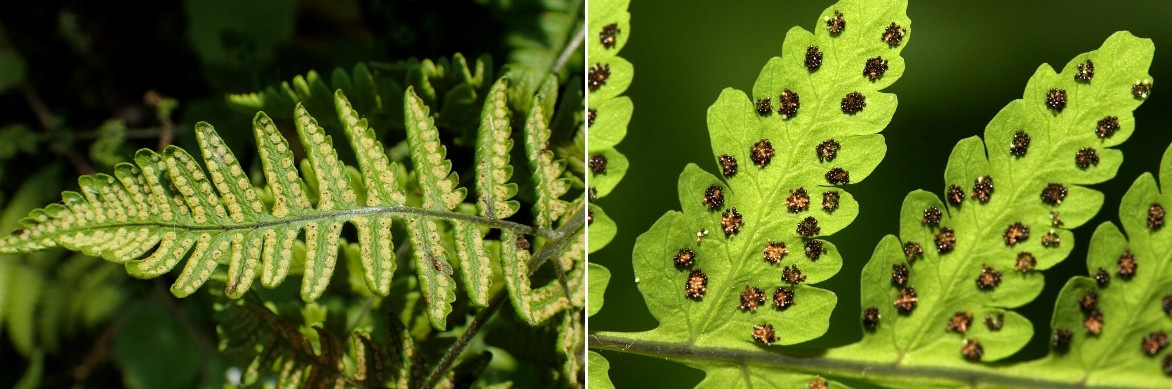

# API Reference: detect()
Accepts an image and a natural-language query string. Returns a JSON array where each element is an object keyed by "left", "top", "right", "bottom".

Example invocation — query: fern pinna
[{"left": 0, "top": 78, "right": 584, "bottom": 331}]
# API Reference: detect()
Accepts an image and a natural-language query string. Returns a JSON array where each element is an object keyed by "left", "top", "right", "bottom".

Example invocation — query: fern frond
[
  {"left": 218, "top": 303, "right": 375, "bottom": 388},
  {"left": 613, "top": 0, "right": 910, "bottom": 354},
  {"left": 0, "top": 78, "right": 580, "bottom": 330},
  {"left": 1019, "top": 142, "right": 1172, "bottom": 385},
  {"left": 842, "top": 31, "right": 1153, "bottom": 368}
]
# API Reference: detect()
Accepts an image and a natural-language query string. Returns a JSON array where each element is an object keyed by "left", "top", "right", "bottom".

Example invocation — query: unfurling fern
[{"left": 0, "top": 76, "right": 585, "bottom": 331}]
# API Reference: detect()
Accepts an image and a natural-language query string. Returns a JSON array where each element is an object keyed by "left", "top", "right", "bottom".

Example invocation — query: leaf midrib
[{"left": 35, "top": 205, "right": 542, "bottom": 238}]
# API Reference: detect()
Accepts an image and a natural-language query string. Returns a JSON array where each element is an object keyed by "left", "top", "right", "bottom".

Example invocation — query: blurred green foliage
[{"left": 591, "top": 1, "right": 1172, "bottom": 387}]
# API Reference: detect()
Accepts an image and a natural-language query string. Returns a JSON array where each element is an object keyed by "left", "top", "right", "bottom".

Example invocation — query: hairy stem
[
  {"left": 21, "top": 84, "right": 94, "bottom": 175},
  {"left": 588, "top": 333, "right": 1100, "bottom": 388},
  {"left": 423, "top": 202, "right": 586, "bottom": 388},
  {"left": 552, "top": 13, "right": 585, "bottom": 73}
]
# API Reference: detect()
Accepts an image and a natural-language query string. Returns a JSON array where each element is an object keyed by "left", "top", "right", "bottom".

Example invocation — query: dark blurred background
[{"left": 590, "top": 1, "right": 1172, "bottom": 387}]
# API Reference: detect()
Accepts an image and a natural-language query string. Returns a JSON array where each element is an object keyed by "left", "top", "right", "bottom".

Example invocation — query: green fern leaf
[
  {"left": 605, "top": 0, "right": 909, "bottom": 353},
  {"left": 0, "top": 79, "right": 579, "bottom": 330},
  {"left": 1015, "top": 142, "right": 1172, "bottom": 385},
  {"left": 585, "top": 0, "right": 628, "bottom": 379},
  {"left": 840, "top": 31, "right": 1153, "bottom": 369},
  {"left": 227, "top": 55, "right": 494, "bottom": 139},
  {"left": 218, "top": 303, "right": 379, "bottom": 388}
]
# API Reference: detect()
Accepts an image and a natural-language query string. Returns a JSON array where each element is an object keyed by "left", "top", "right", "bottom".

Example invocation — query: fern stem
[
  {"left": 422, "top": 292, "right": 507, "bottom": 389},
  {"left": 588, "top": 333, "right": 1093, "bottom": 388},
  {"left": 552, "top": 7, "right": 585, "bottom": 74},
  {"left": 21, "top": 84, "right": 94, "bottom": 175},
  {"left": 40, "top": 205, "right": 552, "bottom": 239},
  {"left": 423, "top": 203, "right": 586, "bottom": 388}
]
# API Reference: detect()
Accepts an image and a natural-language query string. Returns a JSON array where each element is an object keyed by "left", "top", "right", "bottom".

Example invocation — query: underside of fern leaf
[
  {"left": 839, "top": 31, "right": 1153, "bottom": 374},
  {"left": 594, "top": 0, "right": 910, "bottom": 356},
  {"left": 1016, "top": 142, "right": 1172, "bottom": 386},
  {"left": 0, "top": 75, "right": 581, "bottom": 331}
]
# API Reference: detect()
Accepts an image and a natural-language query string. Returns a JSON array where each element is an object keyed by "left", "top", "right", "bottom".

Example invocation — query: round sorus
[
  {"left": 674, "top": 248, "right": 695, "bottom": 269},
  {"left": 755, "top": 97, "right": 773, "bottom": 116},
  {"left": 805, "top": 45, "right": 824, "bottom": 71},
  {"left": 1117, "top": 249, "right": 1137, "bottom": 279},
  {"left": 718, "top": 154, "right": 738, "bottom": 177},
  {"left": 864, "top": 56, "right": 888, "bottom": 81},
  {"left": 786, "top": 187, "right": 811, "bottom": 213},
  {"left": 1010, "top": 131, "right": 1030, "bottom": 157},
  {"left": 1096, "top": 116, "right": 1119, "bottom": 138},
  {"left": 750, "top": 139, "right": 775, "bottom": 167},
  {"left": 797, "top": 216, "right": 821, "bottom": 238},
  {"left": 841, "top": 91, "right": 866, "bottom": 114},
  {"left": 1042, "top": 230, "right": 1061, "bottom": 248},
  {"left": 778, "top": 89, "right": 800, "bottom": 118},
  {"left": 985, "top": 314, "right": 1004, "bottom": 331},
  {"left": 703, "top": 184, "right": 725, "bottom": 211},
  {"left": 1149, "top": 203, "right": 1166, "bottom": 230},
  {"left": 804, "top": 240, "right": 826, "bottom": 261},
  {"left": 1003, "top": 222, "right": 1030, "bottom": 246},
  {"left": 862, "top": 306, "right": 881, "bottom": 329},
  {"left": 825, "top": 167, "right": 850, "bottom": 185},
  {"left": 1075, "top": 147, "right": 1100, "bottom": 169},
  {"left": 822, "top": 191, "right": 841, "bottom": 213},
  {"left": 1142, "top": 331, "right": 1169, "bottom": 356},
  {"left": 721, "top": 208, "right": 745, "bottom": 237},
  {"left": 740, "top": 285, "right": 766, "bottom": 312},
  {"left": 947, "top": 184, "right": 966, "bottom": 206},
  {"left": 976, "top": 264, "right": 1002, "bottom": 290},
  {"left": 773, "top": 287, "right": 795, "bottom": 310},
  {"left": 1045, "top": 88, "right": 1067, "bottom": 113},
  {"left": 1015, "top": 252, "right": 1036, "bottom": 273},
  {"left": 962, "top": 339, "right": 984, "bottom": 361},
  {"left": 782, "top": 265, "right": 807, "bottom": 285},
  {"left": 600, "top": 23, "right": 620, "bottom": 48},
  {"left": 1079, "top": 291, "right": 1098, "bottom": 311},
  {"left": 922, "top": 205, "right": 942, "bottom": 227},
  {"left": 1094, "top": 267, "right": 1111, "bottom": 286},
  {"left": 763, "top": 241, "right": 788, "bottom": 264},
  {"left": 882, "top": 22, "right": 906, "bottom": 46},
  {"left": 589, "top": 154, "right": 608, "bottom": 174},
  {"left": 826, "top": 10, "right": 845, "bottom": 35},
  {"left": 752, "top": 323, "right": 777, "bottom": 345},
  {"left": 1133, "top": 80, "right": 1152, "bottom": 99},
  {"left": 588, "top": 63, "right": 610, "bottom": 91},
  {"left": 903, "top": 241, "right": 924, "bottom": 263},
  {"left": 935, "top": 227, "right": 956, "bottom": 253},
  {"left": 1041, "top": 183, "right": 1067, "bottom": 205},
  {"left": 1084, "top": 308, "right": 1103, "bottom": 335},
  {"left": 947, "top": 311, "right": 974, "bottom": 333},
  {"left": 1075, "top": 59, "right": 1094, "bottom": 82},
  {"left": 1052, "top": 329, "right": 1073, "bottom": 349},
  {"left": 891, "top": 263, "right": 909, "bottom": 286},
  {"left": 894, "top": 286, "right": 918, "bottom": 313},
  {"left": 816, "top": 139, "right": 841, "bottom": 163},
  {"left": 685, "top": 269, "right": 708, "bottom": 299},
  {"left": 972, "top": 176, "right": 994, "bottom": 203}
]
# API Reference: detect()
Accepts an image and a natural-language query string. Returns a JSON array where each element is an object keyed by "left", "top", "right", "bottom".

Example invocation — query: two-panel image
[{"left": 0, "top": 0, "right": 1170, "bottom": 387}]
